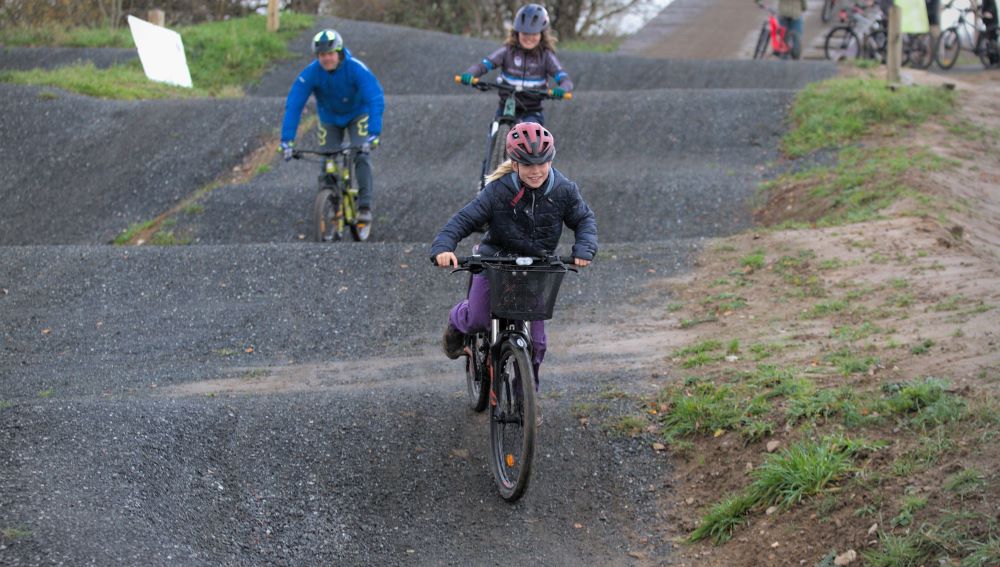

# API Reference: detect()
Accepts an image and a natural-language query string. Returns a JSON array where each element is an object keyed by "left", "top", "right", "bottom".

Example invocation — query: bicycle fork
[{"left": 487, "top": 319, "right": 532, "bottom": 407}]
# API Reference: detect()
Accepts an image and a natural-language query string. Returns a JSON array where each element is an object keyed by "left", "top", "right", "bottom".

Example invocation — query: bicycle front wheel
[
  {"left": 313, "top": 189, "right": 342, "bottom": 242},
  {"left": 935, "top": 27, "right": 961, "bottom": 69},
  {"left": 465, "top": 332, "right": 490, "bottom": 412},
  {"left": 977, "top": 33, "right": 1000, "bottom": 68},
  {"left": 486, "top": 123, "right": 511, "bottom": 177},
  {"left": 489, "top": 339, "right": 536, "bottom": 502},
  {"left": 825, "top": 27, "right": 861, "bottom": 60}
]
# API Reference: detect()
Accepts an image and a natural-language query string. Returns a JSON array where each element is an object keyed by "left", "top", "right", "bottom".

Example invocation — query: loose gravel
[{"left": 0, "top": 16, "right": 835, "bottom": 566}]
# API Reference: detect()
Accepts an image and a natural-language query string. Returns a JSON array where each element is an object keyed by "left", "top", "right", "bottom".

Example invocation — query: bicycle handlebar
[
  {"left": 291, "top": 147, "right": 365, "bottom": 159},
  {"left": 453, "top": 75, "right": 573, "bottom": 101},
  {"left": 447, "top": 255, "right": 578, "bottom": 274}
]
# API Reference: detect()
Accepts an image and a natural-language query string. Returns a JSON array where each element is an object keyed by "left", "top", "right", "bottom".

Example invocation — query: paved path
[{"left": 619, "top": 0, "right": 833, "bottom": 60}]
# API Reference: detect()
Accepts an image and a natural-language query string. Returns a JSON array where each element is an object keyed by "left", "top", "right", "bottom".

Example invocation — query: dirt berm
[{"left": 0, "top": 16, "right": 835, "bottom": 566}]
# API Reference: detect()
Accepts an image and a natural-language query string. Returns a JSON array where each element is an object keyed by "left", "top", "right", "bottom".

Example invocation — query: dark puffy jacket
[{"left": 430, "top": 168, "right": 597, "bottom": 261}]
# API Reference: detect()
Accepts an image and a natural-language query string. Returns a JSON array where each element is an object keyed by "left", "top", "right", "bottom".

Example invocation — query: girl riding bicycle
[
  {"left": 431, "top": 123, "right": 597, "bottom": 392},
  {"left": 458, "top": 3, "right": 574, "bottom": 125}
]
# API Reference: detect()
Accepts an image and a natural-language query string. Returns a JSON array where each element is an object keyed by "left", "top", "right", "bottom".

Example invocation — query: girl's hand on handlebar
[
  {"left": 574, "top": 257, "right": 591, "bottom": 268},
  {"left": 436, "top": 252, "right": 458, "bottom": 268}
]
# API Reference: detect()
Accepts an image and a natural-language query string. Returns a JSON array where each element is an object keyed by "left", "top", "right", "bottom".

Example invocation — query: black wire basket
[{"left": 484, "top": 264, "right": 567, "bottom": 321}]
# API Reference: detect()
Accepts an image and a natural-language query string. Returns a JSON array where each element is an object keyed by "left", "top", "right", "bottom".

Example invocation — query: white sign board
[{"left": 127, "top": 15, "right": 193, "bottom": 88}]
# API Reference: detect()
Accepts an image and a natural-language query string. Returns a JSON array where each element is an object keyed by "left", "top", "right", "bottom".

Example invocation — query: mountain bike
[
  {"left": 824, "top": 3, "right": 886, "bottom": 61},
  {"left": 292, "top": 147, "right": 371, "bottom": 242},
  {"left": 453, "top": 76, "right": 571, "bottom": 192},
  {"left": 753, "top": 1, "right": 800, "bottom": 60},
  {"left": 451, "top": 254, "right": 575, "bottom": 501},
  {"left": 935, "top": 0, "right": 999, "bottom": 69}
]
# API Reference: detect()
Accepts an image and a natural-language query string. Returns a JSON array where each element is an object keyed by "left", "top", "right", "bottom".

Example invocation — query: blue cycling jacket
[{"left": 280, "top": 47, "right": 385, "bottom": 142}]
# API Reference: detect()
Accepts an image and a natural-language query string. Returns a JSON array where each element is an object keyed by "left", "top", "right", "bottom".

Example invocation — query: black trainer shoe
[
  {"left": 442, "top": 324, "right": 466, "bottom": 360},
  {"left": 357, "top": 208, "right": 373, "bottom": 224}
]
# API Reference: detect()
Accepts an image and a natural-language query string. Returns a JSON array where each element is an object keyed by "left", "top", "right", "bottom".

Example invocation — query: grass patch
[
  {"left": 0, "top": 24, "right": 134, "bottom": 47},
  {"left": 783, "top": 77, "right": 955, "bottom": 157},
  {"left": 739, "top": 250, "right": 766, "bottom": 271},
  {"left": 1, "top": 526, "right": 32, "bottom": 542},
  {"left": 0, "top": 13, "right": 314, "bottom": 98},
  {"left": 690, "top": 436, "right": 871, "bottom": 543}
]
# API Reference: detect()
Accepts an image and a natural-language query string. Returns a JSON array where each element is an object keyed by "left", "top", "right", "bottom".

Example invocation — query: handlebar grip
[
  {"left": 562, "top": 92, "right": 573, "bottom": 101},
  {"left": 454, "top": 75, "right": 461, "bottom": 84}
]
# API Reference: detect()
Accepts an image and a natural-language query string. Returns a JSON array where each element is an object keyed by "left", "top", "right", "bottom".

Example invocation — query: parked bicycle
[
  {"left": 824, "top": 2, "right": 886, "bottom": 61},
  {"left": 454, "top": 76, "right": 570, "bottom": 192},
  {"left": 753, "top": 1, "right": 800, "bottom": 60},
  {"left": 935, "top": 0, "right": 1000, "bottom": 69},
  {"left": 292, "top": 147, "right": 371, "bottom": 242},
  {"left": 451, "top": 254, "right": 575, "bottom": 501}
]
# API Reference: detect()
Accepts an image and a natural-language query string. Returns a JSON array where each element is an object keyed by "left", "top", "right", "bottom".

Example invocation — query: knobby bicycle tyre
[
  {"left": 489, "top": 339, "right": 536, "bottom": 501},
  {"left": 904, "top": 34, "right": 933, "bottom": 69},
  {"left": 753, "top": 23, "right": 770, "bottom": 59},
  {"left": 935, "top": 27, "right": 961, "bottom": 69},
  {"left": 864, "top": 30, "right": 887, "bottom": 62},
  {"left": 487, "top": 123, "right": 511, "bottom": 177},
  {"left": 825, "top": 26, "right": 861, "bottom": 60},
  {"left": 977, "top": 33, "right": 1000, "bottom": 68},
  {"left": 313, "top": 188, "right": 342, "bottom": 242},
  {"left": 465, "top": 332, "right": 490, "bottom": 412}
]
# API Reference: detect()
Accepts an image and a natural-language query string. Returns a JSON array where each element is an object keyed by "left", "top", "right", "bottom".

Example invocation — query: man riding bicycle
[
  {"left": 458, "top": 4, "right": 573, "bottom": 125},
  {"left": 280, "top": 29, "right": 385, "bottom": 224}
]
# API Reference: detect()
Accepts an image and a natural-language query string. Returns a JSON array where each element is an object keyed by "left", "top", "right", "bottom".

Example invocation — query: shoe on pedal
[
  {"left": 442, "top": 324, "right": 466, "bottom": 360},
  {"left": 357, "top": 207, "right": 373, "bottom": 224}
]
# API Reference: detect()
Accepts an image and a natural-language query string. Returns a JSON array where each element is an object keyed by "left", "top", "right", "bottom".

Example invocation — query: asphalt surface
[{"left": 0, "top": 15, "right": 836, "bottom": 566}]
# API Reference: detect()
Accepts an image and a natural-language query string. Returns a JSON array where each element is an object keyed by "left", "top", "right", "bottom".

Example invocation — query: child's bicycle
[
  {"left": 752, "top": 1, "right": 800, "bottom": 60},
  {"left": 453, "top": 76, "right": 571, "bottom": 192},
  {"left": 824, "top": 2, "right": 885, "bottom": 61},
  {"left": 451, "top": 254, "right": 576, "bottom": 501},
  {"left": 292, "top": 147, "right": 371, "bottom": 242}
]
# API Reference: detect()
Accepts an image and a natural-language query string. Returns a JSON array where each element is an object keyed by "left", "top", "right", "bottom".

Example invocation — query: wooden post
[
  {"left": 267, "top": 0, "right": 280, "bottom": 32},
  {"left": 887, "top": 5, "right": 902, "bottom": 85},
  {"left": 148, "top": 9, "right": 165, "bottom": 27}
]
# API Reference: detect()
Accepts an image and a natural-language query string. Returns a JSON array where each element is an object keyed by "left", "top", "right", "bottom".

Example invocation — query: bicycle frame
[
  {"left": 292, "top": 147, "right": 368, "bottom": 242},
  {"left": 455, "top": 76, "right": 569, "bottom": 191}
]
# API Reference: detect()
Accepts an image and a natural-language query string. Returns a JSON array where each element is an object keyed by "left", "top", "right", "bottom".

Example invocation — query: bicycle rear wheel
[
  {"left": 489, "top": 339, "right": 536, "bottom": 501},
  {"left": 864, "top": 30, "right": 887, "bottom": 61},
  {"left": 904, "top": 34, "right": 933, "bottom": 69},
  {"left": 465, "top": 332, "right": 490, "bottom": 412},
  {"left": 935, "top": 27, "right": 961, "bottom": 69},
  {"left": 977, "top": 33, "right": 1000, "bottom": 68},
  {"left": 825, "top": 26, "right": 861, "bottom": 60},
  {"left": 313, "top": 189, "right": 342, "bottom": 242},
  {"left": 753, "top": 23, "right": 769, "bottom": 59}
]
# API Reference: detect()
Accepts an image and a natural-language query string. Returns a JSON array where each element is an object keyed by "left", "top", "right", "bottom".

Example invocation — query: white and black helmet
[{"left": 312, "top": 29, "right": 343, "bottom": 55}]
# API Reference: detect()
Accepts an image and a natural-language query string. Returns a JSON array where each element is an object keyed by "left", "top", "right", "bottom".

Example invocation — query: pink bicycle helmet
[{"left": 506, "top": 122, "right": 555, "bottom": 165}]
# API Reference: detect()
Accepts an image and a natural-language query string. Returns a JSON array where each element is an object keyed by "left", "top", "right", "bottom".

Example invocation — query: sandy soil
[{"left": 555, "top": 66, "right": 1000, "bottom": 565}]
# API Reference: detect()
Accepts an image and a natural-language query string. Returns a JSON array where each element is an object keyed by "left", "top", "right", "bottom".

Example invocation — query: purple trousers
[{"left": 449, "top": 274, "right": 546, "bottom": 382}]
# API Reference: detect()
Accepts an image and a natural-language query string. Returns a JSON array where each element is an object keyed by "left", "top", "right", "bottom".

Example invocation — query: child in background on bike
[
  {"left": 279, "top": 29, "right": 384, "bottom": 224},
  {"left": 431, "top": 123, "right": 597, "bottom": 408},
  {"left": 458, "top": 3, "right": 573, "bottom": 125},
  {"left": 769, "top": 0, "right": 808, "bottom": 59}
]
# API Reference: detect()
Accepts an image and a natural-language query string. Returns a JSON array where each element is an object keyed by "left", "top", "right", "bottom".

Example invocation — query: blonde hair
[
  {"left": 504, "top": 29, "right": 557, "bottom": 51},
  {"left": 485, "top": 160, "right": 515, "bottom": 184}
]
